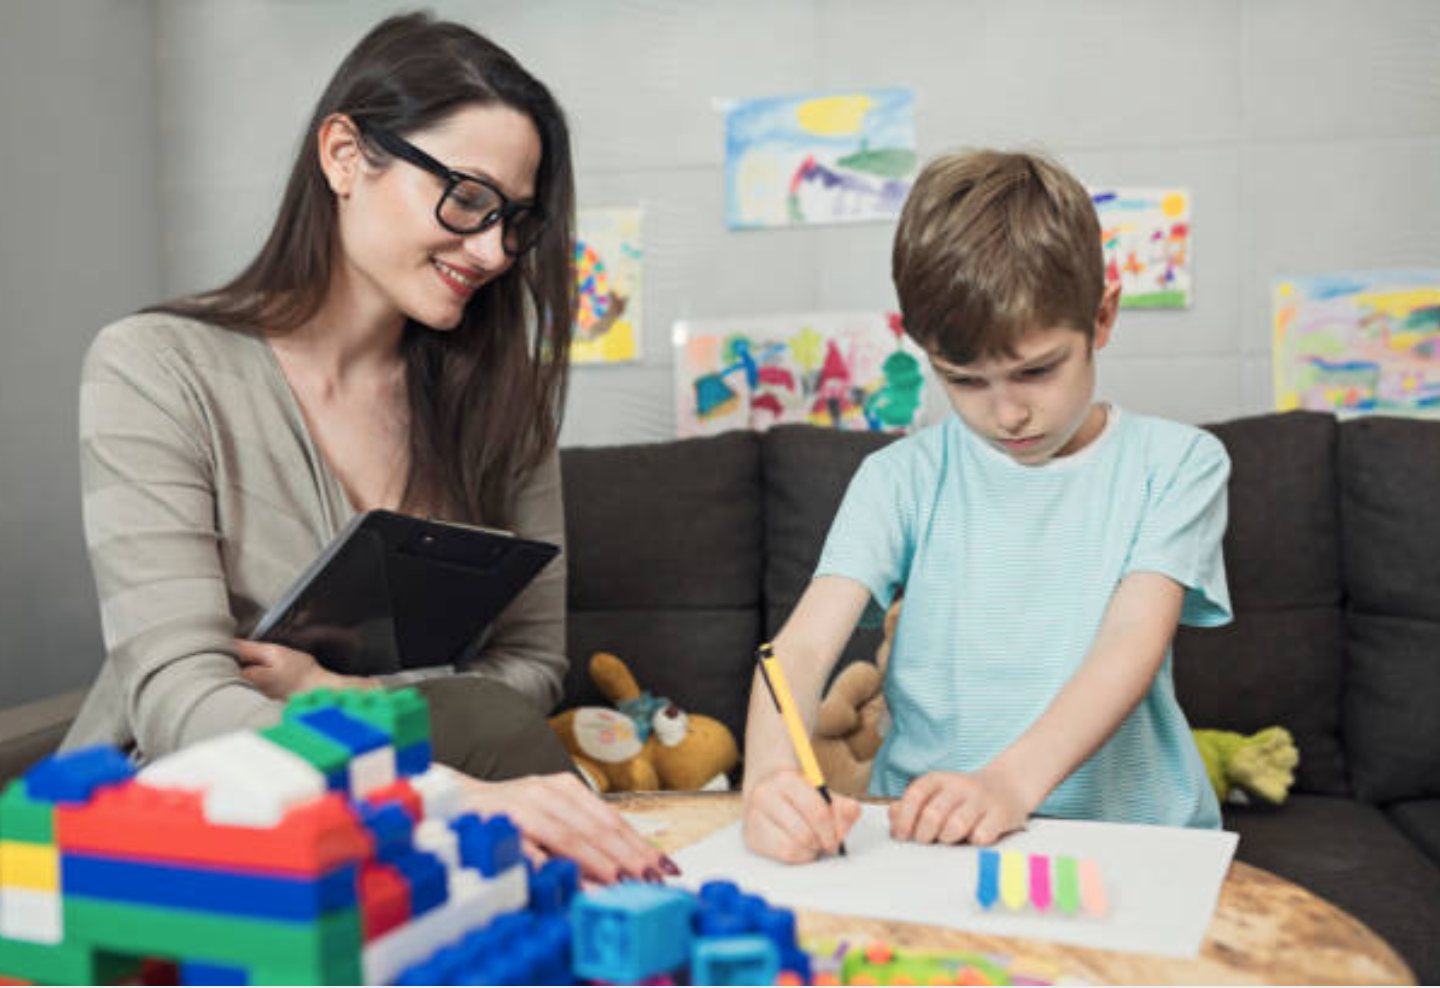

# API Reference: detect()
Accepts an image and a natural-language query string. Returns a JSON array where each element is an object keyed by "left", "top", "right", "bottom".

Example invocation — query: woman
[{"left": 64, "top": 12, "right": 670, "bottom": 883}]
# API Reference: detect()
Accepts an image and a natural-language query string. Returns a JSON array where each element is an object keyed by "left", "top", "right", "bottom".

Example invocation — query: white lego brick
[
  {"left": 139, "top": 731, "right": 326, "bottom": 827},
  {"left": 362, "top": 863, "right": 528, "bottom": 985},
  {"left": 348, "top": 745, "right": 397, "bottom": 798},
  {"left": 410, "top": 763, "right": 465, "bottom": 822},
  {"left": 414, "top": 818, "right": 461, "bottom": 872},
  {"left": 0, "top": 888, "right": 62, "bottom": 944}
]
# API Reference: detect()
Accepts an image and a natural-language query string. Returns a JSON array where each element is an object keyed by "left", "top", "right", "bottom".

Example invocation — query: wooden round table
[{"left": 612, "top": 791, "right": 1414, "bottom": 985}]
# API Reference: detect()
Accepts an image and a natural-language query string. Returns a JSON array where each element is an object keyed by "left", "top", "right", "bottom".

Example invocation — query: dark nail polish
[
  {"left": 642, "top": 867, "right": 662, "bottom": 883},
  {"left": 659, "top": 855, "right": 682, "bottom": 876},
  {"left": 615, "top": 869, "right": 634, "bottom": 883}
]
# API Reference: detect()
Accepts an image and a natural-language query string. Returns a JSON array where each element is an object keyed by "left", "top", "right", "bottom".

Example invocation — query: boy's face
[{"left": 930, "top": 285, "right": 1119, "bottom": 466}]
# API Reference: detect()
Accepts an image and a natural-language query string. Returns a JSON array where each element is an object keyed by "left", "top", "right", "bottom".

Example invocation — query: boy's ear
[
  {"left": 316, "top": 113, "right": 364, "bottom": 199},
  {"left": 1093, "top": 281, "right": 1121, "bottom": 351}
]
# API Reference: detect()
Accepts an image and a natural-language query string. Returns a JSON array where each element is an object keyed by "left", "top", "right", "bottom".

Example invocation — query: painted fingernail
[
  {"left": 642, "top": 867, "right": 663, "bottom": 883},
  {"left": 615, "top": 869, "right": 634, "bottom": 883},
  {"left": 659, "top": 855, "right": 682, "bottom": 876}
]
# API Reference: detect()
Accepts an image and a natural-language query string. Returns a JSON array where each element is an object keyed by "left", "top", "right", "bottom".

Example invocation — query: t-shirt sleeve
[
  {"left": 814, "top": 451, "right": 914, "bottom": 628},
  {"left": 1124, "top": 429, "right": 1233, "bottom": 628}
]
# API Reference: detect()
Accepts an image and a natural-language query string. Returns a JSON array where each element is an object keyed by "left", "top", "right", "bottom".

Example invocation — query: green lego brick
[
  {"left": 0, "top": 936, "right": 141, "bottom": 985},
  {"left": 840, "top": 946, "right": 1012, "bottom": 986},
  {"left": 285, "top": 688, "right": 430, "bottom": 750},
  {"left": 249, "top": 958, "right": 363, "bottom": 986},
  {"left": 0, "top": 780, "right": 54, "bottom": 843},
  {"left": 261, "top": 721, "right": 351, "bottom": 779},
  {"left": 63, "top": 896, "right": 361, "bottom": 977}
]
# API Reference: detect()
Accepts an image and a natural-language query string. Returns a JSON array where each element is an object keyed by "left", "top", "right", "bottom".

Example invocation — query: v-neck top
[{"left": 64, "top": 312, "right": 567, "bottom": 762}]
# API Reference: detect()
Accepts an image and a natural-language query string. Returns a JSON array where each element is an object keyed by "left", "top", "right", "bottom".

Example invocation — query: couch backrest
[
  {"left": 560, "top": 432, "right": 764, "bottom": 742},
  {"left": 1177, "top": 412, "right": 1348, "bottom": 795},
  {"left": 1336, "top": 416, "right": 1440, "bottom": 805}
]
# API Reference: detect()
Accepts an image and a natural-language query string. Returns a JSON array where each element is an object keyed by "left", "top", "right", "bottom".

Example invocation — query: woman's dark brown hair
[{"left": 151, "top": 12, "right": 574, "bottom": 526}]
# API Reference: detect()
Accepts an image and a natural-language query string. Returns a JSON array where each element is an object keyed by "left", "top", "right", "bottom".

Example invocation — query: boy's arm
[
  {"left": 742, "top": 575, "right": 872, "bottom": 861},
  {"left": 742, "top": 575, "right": 873, "bottom": 791},
  {"left": 988, "top": 570, "right": 1185, "bottom": 815}
]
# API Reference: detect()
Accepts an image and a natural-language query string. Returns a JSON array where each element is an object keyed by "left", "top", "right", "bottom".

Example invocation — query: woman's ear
[{"left": 316, "top": 113, "right": 363, "bottom": 199}]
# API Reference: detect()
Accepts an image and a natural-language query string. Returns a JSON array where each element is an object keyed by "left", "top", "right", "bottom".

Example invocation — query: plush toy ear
[{"left": 590, "top": 651, "right": 643, "bottom": 704}]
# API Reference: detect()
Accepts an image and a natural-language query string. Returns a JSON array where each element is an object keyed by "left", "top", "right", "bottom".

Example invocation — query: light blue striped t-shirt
[{"left": 816, "top": 407, "right": 1231, "bottom": 828}]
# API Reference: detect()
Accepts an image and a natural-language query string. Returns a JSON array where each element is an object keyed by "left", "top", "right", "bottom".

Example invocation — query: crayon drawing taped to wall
[
  {"left": 673, "top": 311, "right": 927, "bottom": 438},
  {"left": 725, "top": 89, "right": 916, "bottom": 229},
  {"left": 573, "top": 207, "right": 642, "bottom": 364},
  {"left": 1091, "top": 188, "right": 1191, "bottom": 309},
  {"left": 1274, "top": 270, "right": 1440, "bottom": 416}
]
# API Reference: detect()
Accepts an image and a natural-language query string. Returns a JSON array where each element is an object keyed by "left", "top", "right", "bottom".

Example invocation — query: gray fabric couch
[
  {"left": 3, "top": 410, "right": 1436, "bottom": 979},
  {"left": 559, "top": 412, "right": 1439, "bottom": 982}
]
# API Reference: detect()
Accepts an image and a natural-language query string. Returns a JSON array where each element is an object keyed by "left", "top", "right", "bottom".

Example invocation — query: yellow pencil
[{"left": 756, "top": 642, "right": 848, "bottom": 856}]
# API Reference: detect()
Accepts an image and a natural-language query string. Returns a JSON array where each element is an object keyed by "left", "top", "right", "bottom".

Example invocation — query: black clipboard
[{"left": 249, "top": 510, "right": 560, "bottom": 676}]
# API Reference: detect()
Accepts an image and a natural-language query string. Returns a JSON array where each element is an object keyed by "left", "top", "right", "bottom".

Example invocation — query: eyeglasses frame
[{"left": 355, "top": 120, "right": 545, "bottom": 257}]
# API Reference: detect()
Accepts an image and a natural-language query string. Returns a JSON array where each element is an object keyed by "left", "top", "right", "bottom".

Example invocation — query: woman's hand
[
  {"left": 742, "top": 767, "right": 861, "bottom": 864},
  {"left": 234, "top": 639, "right": 375, "bottom": 700},
  {"left": 888, "top": 766, "right": 1029, "bottom": 846},
  {"left": 454, "top": 771, "right": 676, "bottom": 885}
]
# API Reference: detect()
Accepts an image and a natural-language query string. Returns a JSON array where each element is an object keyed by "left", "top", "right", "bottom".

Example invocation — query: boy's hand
[
  {"left": 743, "top": 768, "right": 861, "bottom": 864},
  {"left": 889, "top": 766, "right": 1028, "bottom": 846}
]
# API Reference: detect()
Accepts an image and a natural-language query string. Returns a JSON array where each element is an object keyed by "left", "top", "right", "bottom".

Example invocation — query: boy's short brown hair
[{"left": 892, "top": 149, "right": 1104, "bottom": 365}]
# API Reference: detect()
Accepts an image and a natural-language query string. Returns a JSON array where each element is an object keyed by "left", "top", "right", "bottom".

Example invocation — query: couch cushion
[
  {"left": 1339, "top": 416, "right": 1440, "bottom": 803},
  {"left": 1174, "top": 412, "right": 1348, "bottom": 795},
  {"left": 761, "top": 425, "right": 898, "bottom": 669},
  {"left": 1386, "top": 797, "right": 1440, "bottom": 870},
  {"left": 560, "top": 433, "right": 763, "bottom": 738},
  {"left": 1226, "top": 795, "right": 1440, "bottom": 983}
]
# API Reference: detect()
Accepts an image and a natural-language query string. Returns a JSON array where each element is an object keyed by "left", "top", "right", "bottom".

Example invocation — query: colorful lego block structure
[{"left": 0, "top": 686, "right": 1058, "bottom": 985}]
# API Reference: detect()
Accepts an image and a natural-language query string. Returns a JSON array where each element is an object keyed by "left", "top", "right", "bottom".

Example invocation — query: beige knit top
[{"left": 64, "top": 313, "right": 566, "bottom": 761}]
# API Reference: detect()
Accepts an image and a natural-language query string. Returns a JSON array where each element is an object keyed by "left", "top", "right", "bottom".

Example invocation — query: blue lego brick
[
  {"left": 453, "top": 812, "right": 522, "bottom": 877},
  {"left": 529, "top": 857, "right": 580, "bottom": 914},
  {"left": 756, "top": 905, "right": 812, "bottom": 980},
  {"left": 396, "top": 740, "right": 431, "bottom": 776},
  {"left": 181, "top": 959, "right": 250, "bottom": 985},
  {"left": 358, "top": 801, "right": 415, "bottom": 863},
  {"left": 571, "top": 882, "right": 696, "bottom": 983},
  {"left": 24, "top": 745, "right": 135, "bottom": 804},
  {"left": 293, "top": 707, "right": 388, "bottom": 754},
  {"left": 691, "top": 935, "right": 781, "bottom": 986},
  {"left": 392, "top": 849, "right": 446, "bottom": 916},
  {"left": 61, "top": 852, "right": 358, "bottom": 920}
]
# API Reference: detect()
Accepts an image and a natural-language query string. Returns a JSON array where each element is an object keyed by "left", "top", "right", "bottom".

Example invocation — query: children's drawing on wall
[
  {"left": 725, "top": 88, "right": 916, "bottom": 229},
  {"left": 1273, "top": 270, "right": 1440, "bottom": 415},
  {"left": 1091, "top": 188, "right": 1191, "bottom": 309},
  {"left": 673, "top": 311, "right": 926, "bottom": 438},
  {"left": 572, "top": 207, "right": 642, "bottom": 364}
]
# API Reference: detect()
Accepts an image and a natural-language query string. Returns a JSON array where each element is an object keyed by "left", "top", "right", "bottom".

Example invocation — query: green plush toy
[{"left": 1192, "top": 726, "right": 1299, "bottom": 805}]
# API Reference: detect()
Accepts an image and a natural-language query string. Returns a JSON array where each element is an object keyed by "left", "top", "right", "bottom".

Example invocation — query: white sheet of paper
[{"left": 669, "top": 805, "right": 1238, "bottom": 958}]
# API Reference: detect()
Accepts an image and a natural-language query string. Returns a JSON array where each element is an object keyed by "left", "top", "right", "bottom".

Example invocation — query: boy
[{"left": 742, "top": 150, "right": 1232, "bottom": 863}]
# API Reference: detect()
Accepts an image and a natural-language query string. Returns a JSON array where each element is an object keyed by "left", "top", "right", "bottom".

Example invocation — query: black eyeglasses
[{"left": 357, "top": 122, "right": 546, "bottom": 257}]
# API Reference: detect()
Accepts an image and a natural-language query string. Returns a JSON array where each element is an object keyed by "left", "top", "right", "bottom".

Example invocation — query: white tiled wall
[{"left": 151, "top": 0, "right": 1440, "bottom": 445}]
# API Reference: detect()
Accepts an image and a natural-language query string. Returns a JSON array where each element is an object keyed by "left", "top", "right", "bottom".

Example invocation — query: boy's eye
[
  {"left": 1020, "top": 363, "right": 1056, "bottom": 379},
  {"left": 947, "top": 376, "right": 985, "bottom": 389}
]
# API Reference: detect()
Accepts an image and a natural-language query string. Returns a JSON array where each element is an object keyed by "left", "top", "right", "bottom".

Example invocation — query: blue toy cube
[
  {"left": 571, "top": 883, "right": 696, "bottom": 983},
  {"left": 691, "top": 935, "right": 781, "bottom": 986}
]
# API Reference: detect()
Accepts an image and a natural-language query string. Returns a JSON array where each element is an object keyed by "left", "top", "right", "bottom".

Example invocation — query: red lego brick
[
  {"left": 363, "top": 779, "right": 422, "bottom": 823},
  {"left": 359, "top": 861, "right": 411, "bottom": 941},
  {"left": 55, "top": 784, "right": 372, "bottom": 875}
]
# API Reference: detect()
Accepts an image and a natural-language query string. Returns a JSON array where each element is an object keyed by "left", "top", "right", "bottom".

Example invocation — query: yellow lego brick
[{"left": 0, "top": 840, "right": 58, "bottom": 892}]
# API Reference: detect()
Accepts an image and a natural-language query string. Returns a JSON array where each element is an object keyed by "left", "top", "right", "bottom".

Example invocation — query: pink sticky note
[
  {"left": 1028, "top": 854, "right": 1052, "bottom": 912},
  {"left": 1078, "top": 858, "right": 1108, "bottom": 918}
]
